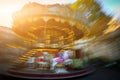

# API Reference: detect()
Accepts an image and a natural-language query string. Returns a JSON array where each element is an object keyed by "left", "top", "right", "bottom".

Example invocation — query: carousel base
[{"left": 7, "top": 66, "right": 95, "bottom": 79}]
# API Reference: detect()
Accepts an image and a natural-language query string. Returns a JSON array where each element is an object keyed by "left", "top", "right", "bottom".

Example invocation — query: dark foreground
[{"left": 0, "top": 61, "right": 120, "bottom": 80}]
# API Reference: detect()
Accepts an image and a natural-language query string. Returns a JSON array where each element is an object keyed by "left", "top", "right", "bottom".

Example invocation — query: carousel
[{"left": 0, "top": 0, "right": 115, "bottom": 79}]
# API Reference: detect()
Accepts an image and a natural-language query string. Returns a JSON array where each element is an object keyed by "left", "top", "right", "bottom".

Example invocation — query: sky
[
  {"left": 97, "top": 0, "right": 120, "bottom": 19},
  {"left": 0, "top": 0, "right": 120, "bottom": 28}
]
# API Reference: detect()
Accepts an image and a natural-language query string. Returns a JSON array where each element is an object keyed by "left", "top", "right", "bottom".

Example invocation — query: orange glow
[{"left": 0, "top": 0, "right": 76, "bottom": 28}]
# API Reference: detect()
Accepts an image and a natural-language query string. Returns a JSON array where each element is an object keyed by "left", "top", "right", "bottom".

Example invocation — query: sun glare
[
  {"left": 0, "top": 0, "right": 76, "bottom": 28},
  {"left": 0, "top": 4, "right": 20, "bottom": 28},
  {"left": 0, "top": 7, "right": 13, "bottom": 28}
]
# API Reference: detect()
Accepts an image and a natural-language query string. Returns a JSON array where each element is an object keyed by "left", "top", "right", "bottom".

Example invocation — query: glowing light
[
  {"left": 0, "top": 7, "right": 14, "bottom": 28},
  {"left": 0, "top": 3, "right": 22, "bottom": 28},
  {"left": 0, "top": 0, "right": 76, "bottom": 28}
]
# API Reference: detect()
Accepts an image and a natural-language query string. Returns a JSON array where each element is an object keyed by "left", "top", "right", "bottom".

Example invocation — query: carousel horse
[{"left": 51, "top": 50, "right": 73, "bottom": 70}]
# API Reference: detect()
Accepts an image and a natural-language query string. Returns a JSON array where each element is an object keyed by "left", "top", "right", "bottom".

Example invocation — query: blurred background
[{"left": 0, "top": 0, "right": 120, "bottom": 80}]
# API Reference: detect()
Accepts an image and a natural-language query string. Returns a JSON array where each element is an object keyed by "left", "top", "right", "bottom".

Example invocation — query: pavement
[{"left": 0, "top": 60, "right": 120, "bottom": 80}]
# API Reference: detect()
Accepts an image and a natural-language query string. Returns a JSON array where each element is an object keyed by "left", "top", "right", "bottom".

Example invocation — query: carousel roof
[
  {"left": 11, "top": 2, "right": 111, "bottom": 48},
  {"left": 12, "top": 2, "right": 90, "bottom": 48}
]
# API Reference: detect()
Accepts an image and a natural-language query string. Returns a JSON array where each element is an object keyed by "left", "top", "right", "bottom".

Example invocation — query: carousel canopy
[
  {"left": 12, "top": 2, "right": 90, "bottom": 49},
  {"left": 11, "top": 1, "right": 112, "bottom": 49}
]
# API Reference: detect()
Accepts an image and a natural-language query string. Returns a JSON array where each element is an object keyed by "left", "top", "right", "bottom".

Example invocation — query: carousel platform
[{"left": 7, "top": 66, "right": 95, "bottom": 79}]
